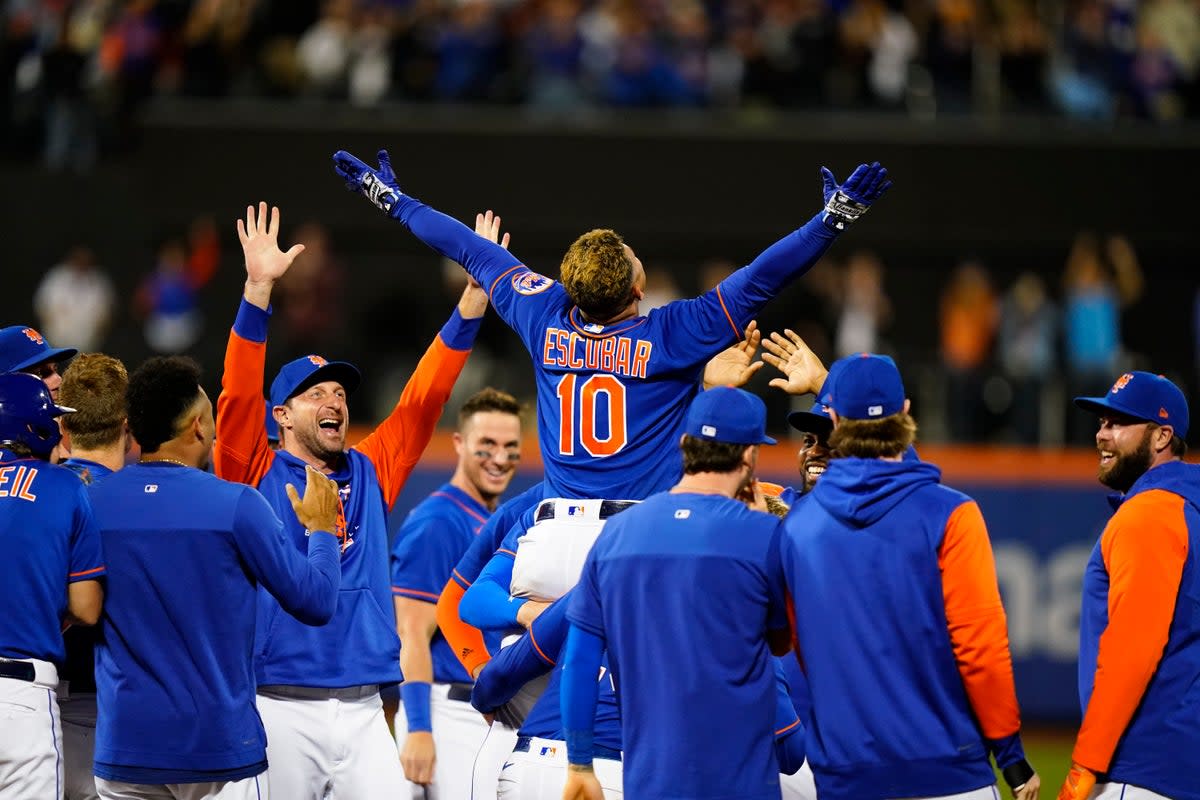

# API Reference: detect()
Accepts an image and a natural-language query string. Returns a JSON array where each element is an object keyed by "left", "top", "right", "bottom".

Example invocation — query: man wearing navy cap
[
  {"left": 1059, "top": 372, "right": 1200, "bottom": 800},
  {"left": 561, "top": 386, "right": 793, "bottom": 800},
  {"left": 0, "top": 325, "right": 78, "bottom": 401},
  {"left": 780, "top": 353, "right": 1038, "bottom": 800}
]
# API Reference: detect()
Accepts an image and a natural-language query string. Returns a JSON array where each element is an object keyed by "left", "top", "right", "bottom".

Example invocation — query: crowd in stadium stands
[{"left": 3, "top": 0, "right": 1200, "bottom": 164}]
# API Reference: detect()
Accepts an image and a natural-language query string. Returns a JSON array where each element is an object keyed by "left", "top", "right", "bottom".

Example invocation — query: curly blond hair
[{"left": 560, "top": 229, "right": 635, "bottom": 321}]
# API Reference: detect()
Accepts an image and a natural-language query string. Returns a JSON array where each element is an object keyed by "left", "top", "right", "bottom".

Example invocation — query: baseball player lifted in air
[
  {"left": 89, "top": 355, "right": 343, "bottom": 800},
  {"left": 561, "top": 386, "right": 793, "bottom": 800},
  {"left": 779, "top": 353, "right": 1038, "bottom": 800},
  {"left": 1060, "top": 372, "right": 1199, "bottom": 800},
  {"left": 0, "top": 372, "right": 103, "bottom": 800},
  {"left": 57, "top": 353, "right": 132, "bottom": 800},
  {"left": 390, "top": 387, "right": 523, "bottom": 798},
  {"left": 214, "top": 202, "right": 488, "bottom": 799}
]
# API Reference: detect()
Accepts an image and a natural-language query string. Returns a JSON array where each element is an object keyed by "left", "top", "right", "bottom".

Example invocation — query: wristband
[
  {"left": 400, "top": 681, "right": 433, "bottom": 733},
  {"left": 821, "top": 190, "right": 871, "bottom": 231},
  {"left": 1003, "top": 759, "right": 1035, "bottom": 791}
]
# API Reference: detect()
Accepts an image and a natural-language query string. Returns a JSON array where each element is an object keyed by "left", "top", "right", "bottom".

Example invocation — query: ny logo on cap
[
  {"left": 22, "top": 328, "right": 44, "bottom": 345},
  {"left": 307, "top": 355, "right": 328, "bottom": 367},
  {"left": 1110, "top": 373, "right": 1134, "bottom": 394}
]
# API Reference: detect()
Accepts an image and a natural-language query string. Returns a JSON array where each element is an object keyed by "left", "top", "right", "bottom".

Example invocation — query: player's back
[
  {"left": 0, "top": 457, "right": 94, "bottom": 663},
  {"left": 573, "top": 491, "right": 787, "bottom": 800},
  {"left": 528, "top": 299, "right": 738, "bottom": 499}
]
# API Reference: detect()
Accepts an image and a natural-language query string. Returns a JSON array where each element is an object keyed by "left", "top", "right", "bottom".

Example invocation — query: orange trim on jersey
[
  {"left": 566, "top": 308, "right": 650, "bottom": 340},
  {"left": 214, "top": 327, "right": 276, "bottom": 488},
  {"left": 69, "top": 565, "right": 105, "bottom": 578},
  {"left": 529, "top": 626, "right": 555, "bottom": 666},
  {"left": 354, "top": 331, "right": 471, "bottom": 511},
  {"left": 1073, "top": 489, "right": 1189, "bottom": 772},
  {"left": 436, "top": 578, "right": 492, "bottom": 678},
  {"left": 775, "top": 718, "right": 801, "bottom": 737},
  {"left": 938, "top": 500, "right": 1021, "bottom": 740},
  {"left": 497, "top": 548, "right": 517, "bottom": 558},
  {"left": 489, "top": 266, "right": 525, "bottom": 304},
  {"left": 431, "top": 491, "right": 488, "bottom": 525},
  {"left": 452, "top": 568, "right": 474, "bottom": 588},
  {"left": 714, "top": 285, "right": 741, "bottom": 341},
  {"left": 392, "top": 586, "right": 440, "bottom": 601}
]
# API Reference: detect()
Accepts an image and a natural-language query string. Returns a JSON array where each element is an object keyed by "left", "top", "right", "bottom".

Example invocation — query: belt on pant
[
  {"left": 0, "top": 657, "right": 35, "bottom": 682},
  {"left": 535, "top": 500, "right": 638, "bottom": 524},
  {"left": 514, "top": 735, "right": 621, "bottom": 762},
  {"left": 445, "top": 683, "right": 474, "bottom": 703}
]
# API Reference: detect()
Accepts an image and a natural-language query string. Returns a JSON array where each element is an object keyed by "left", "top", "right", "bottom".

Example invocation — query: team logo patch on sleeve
[{"left": 512, "top": 271, "right": 555, "bottom": 295}]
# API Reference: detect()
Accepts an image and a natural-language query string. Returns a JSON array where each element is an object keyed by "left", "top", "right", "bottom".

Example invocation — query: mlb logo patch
[
  {"left": 701, "top": 424, "right": 717, "bottom": 437},
  {"left": 868, "top": 404, "right": 883, "bottom": 417},
  {"left": 512, "top": 271, "right": 555, "bottom": 296},
  {"left": 144, "top": 485, "right": 158, "bottom": 493},
  {"left": 674, "top": 509, "right": 690, "bottom": 519},
  {"left": 567, "top": 505, "right": 584, "bottom": 516},
  {"left": 539, "top": 746, "right": 557, "bottom": 756},
  {"left": 583, "top": 322, "right": 604, "bottom": 333}
]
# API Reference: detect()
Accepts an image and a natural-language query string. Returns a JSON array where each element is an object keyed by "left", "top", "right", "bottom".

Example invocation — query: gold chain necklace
[{"left": 140, "top": 457, "right": 191, "bottom": 468}]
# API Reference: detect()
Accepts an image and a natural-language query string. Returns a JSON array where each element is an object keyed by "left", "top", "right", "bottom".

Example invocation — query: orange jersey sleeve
[
  {"left": 214, "top": 316, "right": 275, "bottom": 487},
  {"left": 354, "top": 327, "right": 473, "bottom": 511},
  {"left": 1073, "top": 489, "right": 1189, "bottom": 772},
  {"left": 938, "top": 500, "right": 1021, "bottom": 740},
  {"left": 436, "top": 578, "right": 492, "bottom": 678}
]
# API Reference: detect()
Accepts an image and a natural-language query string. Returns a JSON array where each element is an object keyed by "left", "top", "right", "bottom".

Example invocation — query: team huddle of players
[{"left": 2, "top": 147, "right": 1195, "bottom": 800}]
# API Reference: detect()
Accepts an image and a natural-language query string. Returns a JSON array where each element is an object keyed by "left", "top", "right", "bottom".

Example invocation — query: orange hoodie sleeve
[
  {"left": 939, "top": 500, "right": 1021, "bottom": 740},
  {"left": 1073, "top": 489, "right": 1188, "bottom": 772},
  {"left": 214, "top": 301, "right": 276, "bottom": 487},
  {"left": 437, "top": 578, "right": 492, "bottom": 678},
  {"left": 354, "top": 312, "right": 477, "bottom": 511}
]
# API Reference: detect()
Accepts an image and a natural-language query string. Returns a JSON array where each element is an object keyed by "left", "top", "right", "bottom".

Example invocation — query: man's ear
[
  {"left": 191, "top": 412, "right": 205, "bottom": 443},
  {"left": 902, "top": 398, "right": 911, "bottom": 415},
  {"left": 59, "top": 426, "right": 72, "bottom": 452},
  {"left": 452, "top": 431, "right": 464, "bottom": 456},
  {"left": 1155, "top": 425, "right": 1175, "bottom": 454}
]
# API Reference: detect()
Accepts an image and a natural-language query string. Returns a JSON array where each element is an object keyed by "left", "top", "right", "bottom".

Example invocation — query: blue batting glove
[
  {"left": 819, "top": 161, "right": 892, "bottom": 231},
  {"left": 332, "top": 148, "right": 403, "bottom": 217}
]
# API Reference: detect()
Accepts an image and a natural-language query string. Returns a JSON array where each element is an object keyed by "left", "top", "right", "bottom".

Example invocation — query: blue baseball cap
[
  {"left": 686, "top": 386, "right": 777, "bottom": 445},
  {"left": 786, "top": 359, "right": 844, "bottom": 436},
  {"left": 269, "top": 355, "right": 361, "bottom": 409},
  {"left": 0, "top": 325, "right": 77, "bottom": 373},
  {"left": 1074, "top": 371, "right": 1189, "bottom": 439},
  {"left": 827, "top": 353, "right": 905, "bottom": 421}
]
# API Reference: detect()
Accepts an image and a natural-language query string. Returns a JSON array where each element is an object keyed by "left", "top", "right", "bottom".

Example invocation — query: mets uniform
[
  {"left": 564, "top": 492, "right": 792, "bottom": 800},
  {"left": 781, "top": 457, "right": 1027, "bottom": 800},
  {"left": 390, "top": 483, "right": 505, "bottom": 799},
  {"left": 58, "top": 457, "right": 115, "bottom": 800},
  {"left": 88, "top": 461, "right": 341, "bottom": 800},
  {"left": 0, "top": 449, "right": 105, "bottom": 800},
  {"left": 215, "top": 299, "right": 479, "bottom": 799}
]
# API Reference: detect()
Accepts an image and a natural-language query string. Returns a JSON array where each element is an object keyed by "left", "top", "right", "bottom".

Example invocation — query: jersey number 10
[{"left": 556, "top": 374, "right": 628, "bottom": 457}]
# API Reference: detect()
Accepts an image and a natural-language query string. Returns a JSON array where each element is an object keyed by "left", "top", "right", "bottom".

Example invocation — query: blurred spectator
[
  {"left": 641, "top": 267, "right": 682, "bottom": 312},
  {"left": 98, "top": 0, "right": 163, "bottom": 144},
  {"left": 34, "top": 246, "right": 115, "bottom": 353},
  {"left": 520, "top": 0, "right": 587, "bottom": 108},
  {"left": 995, "top": 0, "right": 1050, "bottom": 111},
  {"left": 834, "top": 250, "right": 891, "bottom": 357},
  {"left": 180, "top": 0, "right": 256, "bottom": 97},
  {"left": 134, "top": 238, "right": 202, "bottom": 354},
  {"left": 1052, "top": 0, "right": 1118, "bottom": 119},
  {"left": 926, "top": 0, "right": 979, "bottom": 112},
  {"left": 839, "top": 0, "right": 918, "bottom": 107},
  {"left": 434, "top": 0, "right": 507, "bottom": 101},
  {"left": 939, "top": 259, "right": 999, "bottom": 441},
  {"left": 998, "top": 272, "right": 1058, "bottom": 444},
  {"left": 186, "top": 215, "right": 222, "bottom": 290},
  {"left": 1061, "top": 231, "right": 1144, "bottom": 443},
  {"left": 272, "top": 221, "right": 345, "bottom": 356},
  {"left": 42, "top": 7, "right": 100, "bottom": 172},
  {"left": 296, "top": 0, "right": 354, "bottom": 96}
]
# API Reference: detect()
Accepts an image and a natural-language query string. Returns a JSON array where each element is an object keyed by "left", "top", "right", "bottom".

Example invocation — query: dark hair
[
  {"left": 60, "top": 353, "right": 128, "bottom": 449},
  {"left": 680, "top": 436, "right": 748, "bottom": 474},
  {"left": 458, "top": 387, "right": 522, "bottom": 429},
  {"left": 127, "top": 356, "right": 203, "bottom": 453},
  {"left": 828, "top": 412, "right": 918, "bottom": 459},
  {"left": 1170, "top": 433, "right": 1188, "bottom": 459}
]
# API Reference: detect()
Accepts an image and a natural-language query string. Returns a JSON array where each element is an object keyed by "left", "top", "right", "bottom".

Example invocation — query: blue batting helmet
[{"left": 0, "top": 372, "right": 75, "bottom": 456}]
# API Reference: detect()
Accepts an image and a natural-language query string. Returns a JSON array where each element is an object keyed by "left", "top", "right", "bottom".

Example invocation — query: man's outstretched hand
[
  {"left": 333, "top": 149, "right": 403, "bottom": 217},
  {"left": 820, "top": 161, "right": 892, "bottom": 231}
]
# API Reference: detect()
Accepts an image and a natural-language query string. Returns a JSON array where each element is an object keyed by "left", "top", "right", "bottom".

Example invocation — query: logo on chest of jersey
[{"left": 512, "top": 271, "right": 555, "bottom": 296}]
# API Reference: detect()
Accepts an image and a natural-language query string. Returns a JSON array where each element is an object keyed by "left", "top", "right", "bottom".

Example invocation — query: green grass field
[{"left": 992, "top": 731, "right": 1075, "bottom": 800}]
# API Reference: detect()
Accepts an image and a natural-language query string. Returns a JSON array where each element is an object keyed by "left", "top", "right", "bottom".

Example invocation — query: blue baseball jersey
[
  {"left": 59, "top": 457, "right": 116, "bottom": 695},
  {"left": 391, "top": 482, "right": 504, "bottom": 683},
  {"left": 0, "top": 449, "right": 105, "bottom": 665},
  {"left": 394, "top": 197, "right": 838, "bottom": 500},
  {"left": 88, "top": 462, "right": 341, "bottom": 782},
  {"left": 450, "top": 481, "right": 544, "bottom": 590},
  {"left": 568, "top": 492, "right": 789, "bottom": 800}
]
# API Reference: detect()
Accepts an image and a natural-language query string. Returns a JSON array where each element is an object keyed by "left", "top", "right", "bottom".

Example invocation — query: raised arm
[{"left": 215, "top": 203, "right": 304, "bottom": 485}]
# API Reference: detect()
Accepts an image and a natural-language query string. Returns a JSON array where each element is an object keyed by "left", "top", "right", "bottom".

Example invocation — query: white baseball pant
[
  {"left": 779, "top": 760, "right": 817, "bottom": 800},
  {"left": 0, "top": 658, "right": 62, "bottom": 800},
  {"left": 1092, "top": 782, "right": 1175, "bottom": 800},
  {"left": 256, "top": 684, "right": 402, "bottom": 800},
  {"left": 96, "top": 775, "right": 265, "bottom": 799},
  {"left": 393, "top": 682, "right": 492, "bottom": 799},
  {"left": 60, "top": 691, "right": 100, "bottom": 800},
  {"left": 471, "top": 720, "right": 520, "bottom": 800},
  {"left": 892, "top": 785, "right": 999, "bottom": 800},
  {"left": 496, "top": 737, "right": 622, "bottom": 800},
  {"left": 511, "top": 500, "right": 630, "bottom": 601}
]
